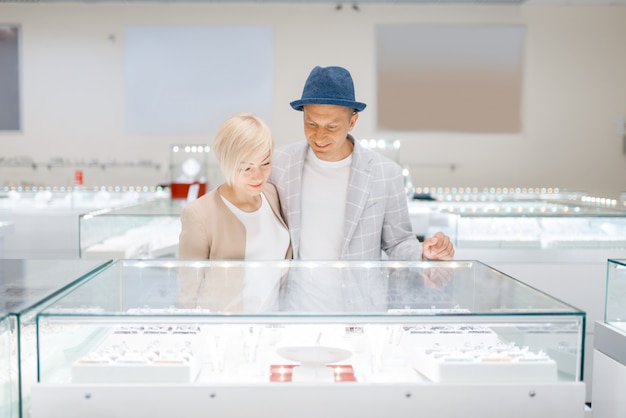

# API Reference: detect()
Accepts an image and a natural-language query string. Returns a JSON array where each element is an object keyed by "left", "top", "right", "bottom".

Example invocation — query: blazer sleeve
[{"left": 381, "top": 164, "right": 423, "bottom": 260}]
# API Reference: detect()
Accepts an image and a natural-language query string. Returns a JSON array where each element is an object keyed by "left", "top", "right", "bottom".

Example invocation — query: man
[{"left": 270, "top": 65, "right": 454, "bottom": 261}]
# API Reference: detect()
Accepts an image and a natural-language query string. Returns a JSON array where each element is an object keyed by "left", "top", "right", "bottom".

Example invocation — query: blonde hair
[{"left": 212, "top": 113, "right": 274, "bottom": 186}]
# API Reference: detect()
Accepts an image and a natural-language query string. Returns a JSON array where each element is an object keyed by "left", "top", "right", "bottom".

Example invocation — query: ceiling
[{"left": 2, "top": 0, "right": 625, "bottom": 5}]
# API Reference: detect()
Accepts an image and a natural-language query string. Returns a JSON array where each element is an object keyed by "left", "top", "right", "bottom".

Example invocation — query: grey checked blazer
[{"left": 269, "top": 136, "right": 422, "bottom": 260}]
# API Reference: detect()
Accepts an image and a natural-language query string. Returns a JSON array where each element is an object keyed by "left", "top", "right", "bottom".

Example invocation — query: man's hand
[
  {"left": 422, "top": 231, "right": 455, "bottom": 260},
  {"left": 421, "top": 266, "right": 454, "bottom": 289}
]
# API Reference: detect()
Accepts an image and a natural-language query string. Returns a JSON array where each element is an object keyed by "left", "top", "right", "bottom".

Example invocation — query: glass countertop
[
  {"left": 38, "top": 259, "right": 583, "bottom": 318},
  {"left": 0, "top": 259, "right": 112, "bottom": 314},
  {"left": 82, "top": 198, "right": 186, "bottom": 218},
  {"left": 34, "top": 259, "right": 586, "bottom": 388}
]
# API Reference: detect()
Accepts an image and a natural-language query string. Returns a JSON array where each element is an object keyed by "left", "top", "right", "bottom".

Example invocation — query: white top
[
  {"left": 221, "top": 192, "right": 290, "bottom": 260},
  {"left": 299, "top": 148, "right": 351, "bottom": 259}
]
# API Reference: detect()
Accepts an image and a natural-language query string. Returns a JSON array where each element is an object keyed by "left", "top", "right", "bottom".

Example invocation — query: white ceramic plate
[{"left": 276, "top": 346, "right": 352, "bottom": 365}]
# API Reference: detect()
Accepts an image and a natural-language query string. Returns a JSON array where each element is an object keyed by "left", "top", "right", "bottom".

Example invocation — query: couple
[{"left": 178, "top": 65, "right": 454, "bottom": 263}]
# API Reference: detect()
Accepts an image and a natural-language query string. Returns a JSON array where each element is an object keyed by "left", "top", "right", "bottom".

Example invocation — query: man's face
[{"left": 302, "top": 104, "right": 358, "bottom": 162}]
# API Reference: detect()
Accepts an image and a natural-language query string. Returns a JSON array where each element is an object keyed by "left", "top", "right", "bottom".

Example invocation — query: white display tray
[{"left": 71, "top": 328, "right": 201, "bottom": 384}]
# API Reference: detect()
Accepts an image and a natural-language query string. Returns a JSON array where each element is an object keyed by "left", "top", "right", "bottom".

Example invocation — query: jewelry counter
[
  {"left": 0, "top": 259, "right": 112, "bottom": 418},
  {"left": 31, "top": 259, "right": 586, "bottom": 418},
  {"left": 592, "top": 259, "right": 626, "bottom": 418},
  {"left": 408, "top": 190, "right": 626, "bottom": 403},
  {"left": 0, "top": 187, "right": 165, "bottom": 258},
  {"left": 79, "top": 198, "right": 185, "bottom": 259}
]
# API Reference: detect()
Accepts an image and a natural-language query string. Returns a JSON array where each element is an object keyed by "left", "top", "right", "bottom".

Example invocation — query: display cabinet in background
[
  {"left": 408, "top": 187, "right": 625, "bottom": 247},
  {"left": 408, "top": 187, "right": 626, "bottom": 404},
  {"left": 169, "top": 144, "right": 215, "bottom": 199},
  {"left": 31, "top": 259, "right": 585, "bottom": 418},
  {"left": 79, "top": 198, "right": 184, "bottom": 259},
  {"left": 0, "top": 259, "right": 112, "bottom": 418},
  {"left": 0, "top": 158, "right": 163, "bottom": 190},
  {"left": 0, "top": 187, "right": 162, "bottom": 211},
  {"left": 592, "top": 259, "right": 626, "bottom": 418},
  {"left": 0, "top": 222, "right": 13, "bottom": 259},
  {"left": 0, "top": 187, "right": 166, "bottom": 258}
]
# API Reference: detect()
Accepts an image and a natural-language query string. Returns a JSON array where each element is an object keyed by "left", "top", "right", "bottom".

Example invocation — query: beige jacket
[{"left": 177, "top": 182, "right": 292, "bottom": 311}]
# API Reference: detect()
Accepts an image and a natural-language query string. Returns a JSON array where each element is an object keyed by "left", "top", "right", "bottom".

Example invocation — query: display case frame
[
  {"left": 31, "top": 259, "right": 586, "bottom": 418},
  {"left": 0, "top": 313, "right": 17, "bottom": 418},
  {"left": 592, "top": 259, "right": 626, "bottom": 418},
  {"left": 0, "top": 259, "right": 112, "bottom": 418},
  {"left": 603, "top": 259, "right": 626, "bottom": 329}
]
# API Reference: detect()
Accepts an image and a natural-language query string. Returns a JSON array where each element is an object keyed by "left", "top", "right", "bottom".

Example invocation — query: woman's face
[
  {"left": 303, "top": 104, "right": 358, "bottom": 162},
  {"left": 233, "top": 152, "right": 272, "bottom": 197}
]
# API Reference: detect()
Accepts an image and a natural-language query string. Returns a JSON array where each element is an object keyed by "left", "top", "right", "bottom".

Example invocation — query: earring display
[
  {"left": 402, "top": 324, "right": 499, "bottom": 347},
  {"left": 411, "top": 341, "right": 557, "bottom": 383},
  {"left": 269, "top": 364, "right": 356, "bottom": 383}
]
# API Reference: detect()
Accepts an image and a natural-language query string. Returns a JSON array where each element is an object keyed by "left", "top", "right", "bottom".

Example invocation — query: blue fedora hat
[{"left": 290, "top": 66, "right": 367, "bottom": 112}]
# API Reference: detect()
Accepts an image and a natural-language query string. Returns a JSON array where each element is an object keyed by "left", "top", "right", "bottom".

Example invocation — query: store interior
[
  {"left": 1, "top": 1, "right": 626, "bottom": 197},
  {"left": 1, "top": 0, "right": 626, "bottom": 417}
]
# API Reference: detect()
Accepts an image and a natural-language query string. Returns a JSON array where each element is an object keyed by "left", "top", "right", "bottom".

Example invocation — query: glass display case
[
  {"left": 0, "top": 259, "right": 112, "bottom": 418},
  {"left": 408, "top": 190, "right": 626, "bottom": 249},
  {"left": 0, "top": 313, "right": 16, "bottom": 418},
  {"left": 0, "top": 187, "right": 168, "bottom": 258},
  {"left": 408, "top": 190, "right": 626, "bottom": 404},
  {"left": 0, "top": 186, "right": 165, "bottom": 211},
  {"left": 79, "top": 198, "right": 185, "bottom": 259},
  {"left": 31, "top": 260, "right": 586, "bottom": 418},
  {"left": 592, "top": 259, "right": 626, "bottom": 418}
]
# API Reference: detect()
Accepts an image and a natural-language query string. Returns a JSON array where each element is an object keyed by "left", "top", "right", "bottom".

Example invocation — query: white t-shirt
[
  {"left": 220, "top": 192, "right": 289, "bottom": 259},
  {"left": 299, "top": 148, "right": 351, "bottom": 259},
  {"left": 221, "top": 192, "right": 289, "bottom": 311}
]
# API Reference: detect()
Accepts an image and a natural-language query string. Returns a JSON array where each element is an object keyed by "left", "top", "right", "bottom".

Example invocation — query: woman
[
  {"left": 177, "top": 113, "right": 292, "bottom": 311},
  {"left": 178, "top": 112, "right": 291, "bottom": 260}
]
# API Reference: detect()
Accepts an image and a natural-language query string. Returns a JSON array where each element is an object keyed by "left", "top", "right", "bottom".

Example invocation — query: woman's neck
[{"left": 218, "top": 184, "right": 262, "bottom": 212}]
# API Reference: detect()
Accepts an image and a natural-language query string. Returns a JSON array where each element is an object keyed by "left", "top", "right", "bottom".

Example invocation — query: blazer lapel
[
  {"left": 342, "top": 139, "right": 372, "bottom": 256},
  {"left": 286, "top": 144, "right": 308, "bottom": 258}
]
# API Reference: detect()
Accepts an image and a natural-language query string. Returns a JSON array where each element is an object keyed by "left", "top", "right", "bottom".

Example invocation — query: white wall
[{"left": 1, "top": 2, "right": 625, "bottom": 198}]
